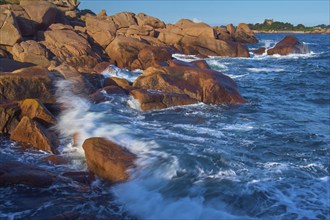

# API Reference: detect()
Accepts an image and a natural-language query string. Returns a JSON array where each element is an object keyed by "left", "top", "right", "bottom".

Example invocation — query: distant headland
[{"left": 248, "top": 19, "right": 330, "bottom": 34}]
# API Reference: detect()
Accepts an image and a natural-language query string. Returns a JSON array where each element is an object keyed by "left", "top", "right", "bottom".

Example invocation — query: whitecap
[
  {"left": 101, "top": 65, "right": 141, "bottom": 82},
  {"left": 172, "top": 53, "right": 200, "bottom": 62},
  {"left": 247, "top": 67, "right": 285, "bottom": 73}
]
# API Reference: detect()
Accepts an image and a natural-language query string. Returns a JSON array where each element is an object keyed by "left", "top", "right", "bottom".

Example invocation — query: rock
[
  {"left": 10, "top": 116, "right": 59, "bottom": 153},
  {"left": 0, "top": 48, "right": 9, "bottom": 58},
  {"left": 49, "top": 0, "right": 80, "bottom": 11},
  {"left": 117, "top": 24, "right": 154, "bottom": 37},
  {"left": 47, "top": 23, "right": 73, "bottom": 30},
  {"left": 0, "top": 66, "right": 55, "bottom": 103},
  {"left": 0, "top": 161, "right": 55, "bottom": 187},
  {"left": 18, "top": 98, "right": 56, "bottom": 126},
  {"left": 111, "top": 12, "right": 137, "bottom": 29},
  {"left": 157, "top": 24, "right": 184, "bottom": 46},
  {"left": 92, "top": 61, "right": 111, "bottom": 74},
  {"left": 97, "top": 9, "right": 107, "bottom": 17},
  {"left": 43, "top": 29, "right": 99, "bottom": 70},
  {"left": 137, "top": 46, "right": 173, "bottom": 69},
  {"left": 180, "top": 36, "right": 249, "bottom": 57},
  {"left": 226, "top": 23, "right": 235, "bottom": 36},
  {"left": 103, "top": 77, "right": 132, "bottom": 91},
  {"left": 62, "top": 171, "right": 94, "bottom": 185},
  {"left": 233, "top": 23, "right": 258, "bottom": 43},
  {"left": 133, "top": 66, "right": 245, "bottom": 106},
  {"left": 135, "top": 13, "right": 166, "bottom": 29},
  {"left": 215, "top": 27, "right": 232, "bottom": 41},
  {"left": 82, "top": 137, "right": 136, "bottom": 183},
  {"left": 130, "top": 89, "right": 197, "bottom": 111},
  {"left": 85, "top": 15, "right": 117, "bottom": 48},
  {"left": 105, "top": 36, "right": 149, "bottom": 70},
  {"left": 179, "top": 21, "right": 216, "bottom": 39},
  {"left": 12, "top": 40, "right": 51, "bottom": 67},
  {"left": 190, "top": 60, "right": 210, "bottom": 69},
  {"left": 0, "top": 102, "right": 21, "bottom": 134},
  {"left": 251, "top": 47, "right": 266, "bottom": 55},
  {"left": 20, "top": 1, "right": 62, "bottom": 30},
  {"left": 89, "top": 85, "right": 127, "bottom": 103},
  {"left": 267, "top": 35, "right": 309, "bottom": 55},
  {"left": 0, "top": 10, "right": 22, "bottom": 46}
]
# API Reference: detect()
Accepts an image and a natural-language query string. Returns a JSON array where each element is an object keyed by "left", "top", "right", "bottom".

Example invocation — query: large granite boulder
[
  {"left": 267, "top": 35, "right": 309, "bottom": 55},
  {"left": 233, "top": 23, "right": 258, "bottom": 43},
  {"left": 0, "top": 161, "right": 56, "bottom": 187},
  {"left": 137, "top": 46, "right": 173, "bottom": 69},
  {"left": 133, "top": 66, "right": 245, "bottom": 107},
  {"left": 226, "top": 23, "right": 235, "bottom": 36},
  {"left": 0, "top": 9, "right": 22, "bottom": 46},
  {"left": 135, "top": 12, "right": 166, "bottom": 29},
  {"left": 0, "top": 66, "right": 55, "bottom": 103},
  {"left": 82, "top": 137, "right": 136, "bottom": 183},
  {"left": 43, "top": 27, "right": 100, "bottom": 70},
  {"left": 10, "top": 116, "right": 59, "bottom": 153},
  {"left": 12, "top": 40, "right": 51, "bottom": 67},
  {"left": 130, "top": 89, "right": 197, "bottom": 111},
  {"left": 105, "top": 36, "right": 149, "bottom": 70},
  {"left": 0, "top": 102, "right": 21, "bottom": 134},
  {"left": 111, "top": 12, "right": 137, "bottom": 29},
  {"left": 85, "top": 15, "right": 117, "bottom": 48}
]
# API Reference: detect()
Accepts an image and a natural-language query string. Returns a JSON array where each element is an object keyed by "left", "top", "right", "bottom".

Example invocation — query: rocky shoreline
[
  {"left": 253, "top": 29, "right": 330, "bottom": 34},
  {"left": 0, "top": 0, "right": 311, "bottom": 205}
]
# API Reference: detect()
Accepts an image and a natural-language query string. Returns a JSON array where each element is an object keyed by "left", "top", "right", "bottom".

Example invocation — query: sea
[{"left": 0, "top": 33, "right": 329, "bottom": 220}]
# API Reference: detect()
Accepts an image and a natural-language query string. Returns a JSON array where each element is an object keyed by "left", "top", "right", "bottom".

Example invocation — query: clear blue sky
[{"left": 79, "top": 0, "right": 329, "bottom": 26}]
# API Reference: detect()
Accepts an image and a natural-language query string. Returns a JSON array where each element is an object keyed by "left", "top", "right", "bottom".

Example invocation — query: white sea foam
[
  {"left": 172, "top": 53, "right": 200, "bottom": 62},
  {"left": 206, "top": 60, "right": 229, "bottom": 70},
  {"left": 247, "top": 67, "right": 285, "bottom": 73},
  {"left": 101, "top": 65, "right": 141, "bottom": 82}
]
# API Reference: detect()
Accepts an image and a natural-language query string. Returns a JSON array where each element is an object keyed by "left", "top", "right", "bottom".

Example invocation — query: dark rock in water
[
  {"left": 267, "top": 35, "right": 310, "bottom": 55},
  {"left": 82, "top": 137, "right": 136, "bottom": 183},
  {"left": 251, "top": 47, "right": 266, "bottom": 55},
  {"left": 62, "top": 171, "right": 95, "bottom": 185},
  {"left": 130, "top": 89, "right": 197, "bottom": 111},
  {"left": 89, "top": 85, "right": 128, "bottom": 103},
  {"left": 133, "top": 66, "right": 245, "bottom": 108},
  {"left": 10, "top": 116, "right": 59, "bottom": 153},
  {"left": 103, "top": 77, "right": 132, "bottom": 91},
  {"left": 44, "top": 155, "right": 70, "bottom": 165},
  {"left": 0, "top": 66, "right": 55, "bottom": 103},
  {"left": 0, "top": 161, "right": 56, "bottom": 187},
  {"left": 233, "top": 23, "right": 258, "bottom": 43}
]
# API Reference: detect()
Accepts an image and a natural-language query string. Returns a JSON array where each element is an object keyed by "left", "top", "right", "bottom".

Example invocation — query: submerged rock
[
  {"left": 0, "top": 161, "right": 56, "bottom": 187},
  {"left": 267, "top": 35, "right": 310, "bottom": 55},
  {"left": 82, "top": 137, "right": 136, "bottom": 183},
  {"left": 251, "top": 47, "right": 266, "bottom": 55}
]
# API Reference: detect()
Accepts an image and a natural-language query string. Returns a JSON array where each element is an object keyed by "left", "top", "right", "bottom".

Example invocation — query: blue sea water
[{"left": 0, "top": 34, "right": 329, "bottom": 219}]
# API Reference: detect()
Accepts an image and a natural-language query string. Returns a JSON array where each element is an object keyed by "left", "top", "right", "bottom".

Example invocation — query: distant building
[{"left": 264, "top": 19, "right": 273, "bottom": 25}]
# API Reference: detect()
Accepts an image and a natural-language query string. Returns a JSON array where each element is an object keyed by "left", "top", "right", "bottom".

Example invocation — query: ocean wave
[
  {"left": 101, "top": 65, "right": 141, "bottom": 82},
  {"left": 172, "top": 53, "right": 200, "bottom": 62},
  {"left": 247, "top": 67, "right": 285, "bottom": 73}
]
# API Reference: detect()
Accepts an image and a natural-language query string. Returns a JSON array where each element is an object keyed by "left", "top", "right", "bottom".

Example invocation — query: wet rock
[
  {"left": 133, "top": 66, "right": 245, "bottom": 106},
  {"left": 130, "top": 89, "right": 197, "bottom": 111},
  {"left": 190, "top": 60, "right": 210, "bottom": 69},
  {"left": 62, "top": 171, "right": 95, "bottom": 185},
  {"left": 267, "top": 35, "right": 309, "bottom": 55},
  {"left": 12, "top": 40, "right": 51, "bottom": 67},
  {"left": 168, "top": 59, "right": 210, "bottom": 69},
  {"left": 89, "top": 85, "right": 128, "bottom": 103},
  {"left": 103, "top": 77, "right": 132, "bottom": 91},
  {"left": 251, "top": 47, "right": 266, "bottom": 55},
  {"left": 0, "top": 66, "right": 55, "bottom": 103},
  {"left": 137, "top": 46, "right": 173, "bottom": 69},
  {"left": 0, "top": 160, "right": 55, "bottom": 187},
  {"left": 44, "top": 155, "right": 70, "bottom": 165},
  {"left": 82, "top": 137, "right": 136, "bottom": 183},
  {"left": 233, "top": 23, "right": 258, "bottom": 43},
  {"left": 0, "top": 10, "right": 22, "bottom": 46},
  {"left": 135, "top": 12, "right": 166, "bottom": 29},
  {"left": 0, "top": 102, "right": 21, "bottom": 134},
  {"left": 10, "top": 116, "right": 59, "bottom": 153}
]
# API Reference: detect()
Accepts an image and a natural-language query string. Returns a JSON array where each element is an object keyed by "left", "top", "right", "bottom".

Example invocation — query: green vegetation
[{"left": 248, "top": 19, "right": 329, "bottom": 32}]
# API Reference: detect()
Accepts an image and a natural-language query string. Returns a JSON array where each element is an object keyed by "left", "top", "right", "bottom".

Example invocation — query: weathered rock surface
[
  {"left": 267, "top": 35, "right": 309, "bottom": 55},
  {"left": 12, "top": 40, "right": 51, "bottom": 67},
  {"left": 233, "top": 23, "right": 258, "bottom": 43},
  {"left": 103, "top": 77, "right": 132, "bottom": 91},
  {"left": 111, "top": 12, "right": 137, "bottom": 29},
  {"left": 135, "top": 13, "right": 165, "bottom": 29},
  {"left": 0, "top": 160, "right": 56, "bottom": 187},
  {"left": 82, "top": 137, "right": 136, "bottom": 183},
  {"left": 0, "top": 102, "right": 21, "bottom": 134},
  {"left": 10, "top": 116, "right": 58, "bottom": 153},
  {"left": 251, "top": 47, "right": 266, "bottom": 55},
  {"left": 133, "top": 66, "right": 245, "bottom": 106},
  {"left": 105, "top": 36, "right": 149, "bottom": 69},
  {"left": 138, "top": 46, "right": 173, "bottom": 69},
  {"left": 130, "top": 89, "right": 197, "bottom": 111},
  {"left": 0, "top": 9, "right": 22, "bottom": 46},
  {"left": 43, "top": 28, "right": 100, "bottom": 70},
  {"left": 0, "top": 66, "right": 55, "bottom": 103}
]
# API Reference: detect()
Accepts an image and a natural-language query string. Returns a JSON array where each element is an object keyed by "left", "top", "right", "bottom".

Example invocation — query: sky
[{"left": 79, "top": 0, "right": 330, "bottom": 26}]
